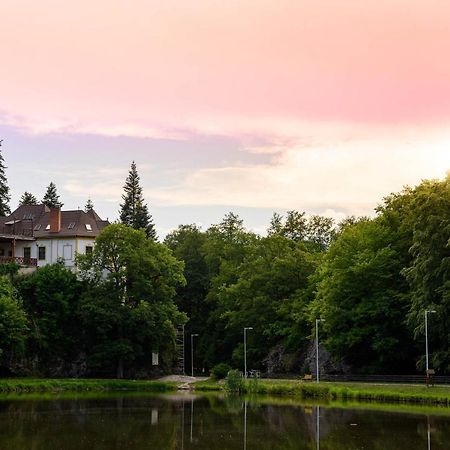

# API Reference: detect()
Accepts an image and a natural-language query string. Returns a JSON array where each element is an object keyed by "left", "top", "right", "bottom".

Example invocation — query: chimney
[{"left": 49, "top": 208, "right": 61, "bottom": 233}]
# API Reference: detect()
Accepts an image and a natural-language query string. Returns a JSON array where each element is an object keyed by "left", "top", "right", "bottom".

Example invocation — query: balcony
[{"left": 0, "top": 256, "right": 38, "bottom": 267}]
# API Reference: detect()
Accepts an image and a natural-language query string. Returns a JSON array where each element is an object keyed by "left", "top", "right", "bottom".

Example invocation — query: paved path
[{"left": 157, "top": 375, "right": 209, "bottom": 390}]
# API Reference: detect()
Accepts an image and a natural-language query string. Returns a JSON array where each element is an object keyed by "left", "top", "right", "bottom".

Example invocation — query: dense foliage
[{"left": 0, "top": 175, "right": 448, "bottom": 377}]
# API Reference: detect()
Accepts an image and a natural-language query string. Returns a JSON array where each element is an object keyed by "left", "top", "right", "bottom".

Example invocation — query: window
[
  {"left": 45, "top": 224, "right": 50, "bottom": 231},
  {"left": 85, "top": 224, "right": 92, "bottom": 231},
  {"left": 23, "top": 247, "right": 31, "bottom": 260},
  {"left": 85, "top": 246, "right": 93, "bottom": 255},
  {"left": 38, "top": 246, "right": 46, "bottom": 261},
  {"left": 34, "top": 224, "right": 42, "bottom": 231},
  {"left": 68, "top": 222, "right": 76, "bottom": 229}
]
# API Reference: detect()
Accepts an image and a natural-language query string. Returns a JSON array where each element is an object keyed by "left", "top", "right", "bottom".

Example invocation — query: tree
[
  {"left": 16, "top": 263, "right": 84, "bottom": 372},
  {"left": 85, "top": 198, "right": 94, "bottom": 212},
  {"left": 0, "top": 277, "right": 28, "bottom": 371},
  {"left": 119, "top": 161, "right": 156, "bottom": 239},
  {"left": 165, "top": 224, "right": 211, "bottom": 371},
  {"left": 216, "top": 235, "right": 319, "bottom": 372},
  {"left": 19, "top": 192, "right": 38, "bottom": 206},
  {"left": 77, "top": 224, "right": 186, "bottom": 377},
  {"left": 0, "top": 144, "right": 11, "bottom": 216},
  {"left": 42, "top": 182, "right": 63, "bottom": 208},
  {"left": 312, "top": 218, "right": 416, "bottom": 373},
  {"left": 401, "top": 176, "right": 450, "bottom": 371}
]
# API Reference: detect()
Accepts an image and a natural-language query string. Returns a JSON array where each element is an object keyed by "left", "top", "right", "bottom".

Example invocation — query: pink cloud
[{"left": 1, "top": 0, "right": 450, "bottom": 135}]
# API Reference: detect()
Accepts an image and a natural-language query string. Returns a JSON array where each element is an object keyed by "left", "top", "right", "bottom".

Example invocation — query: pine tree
[
  {"left": 42, "top": 182, "right": 63, "bottom": 209},
  {"left": 119, "top": 161, "right": 156, "bottom": 239},
  {"left": 0, "top": 143, "right": 11, "bottom": 216},
  {"left": 85, "top": 198, "right": 94, "bottom": 213},
  {"left": 19, "top": 192, "right": 38, "bottom": 206}
]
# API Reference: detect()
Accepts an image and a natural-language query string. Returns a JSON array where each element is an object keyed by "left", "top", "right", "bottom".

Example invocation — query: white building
[{"left": 0, "top": 204, "right": 109, "bottom": 270}]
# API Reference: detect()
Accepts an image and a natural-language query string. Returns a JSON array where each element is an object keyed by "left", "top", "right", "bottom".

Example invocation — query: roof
[{"left": 0, "top": 205, "right": 109, "bottom": 239}]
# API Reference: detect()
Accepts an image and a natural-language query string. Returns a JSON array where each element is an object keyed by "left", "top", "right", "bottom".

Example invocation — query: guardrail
[{"left": 0, "top": 256, "right": 37, "bottom": 267}]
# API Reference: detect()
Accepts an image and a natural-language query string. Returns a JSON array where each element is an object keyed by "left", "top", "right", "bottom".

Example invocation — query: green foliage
[
  {"left": 119, "top": 161, "right": 156, "bottom": 239},
  {"left": 42, "top": 182, "right": 63, "bottom": 208},
  {"left": 402, "top": 176, "right": 450, "bottom": 370},
  {"left": 0, "top": 147, "right": 11, "bottom": 216},
  {"left": 16, "top": 263, "right": 83, "bottom": 368},
  {"left": 19, "top": 191, "right": 38, "bottom": 206},
  {"left": 225, "top": 369, "right": 244, "bottom": 392},
  {"left": 210, "top": 363, "right": 232, "bottom": 380},
  {"left": 268, "top": 210, "right": 336, "bottom": 251},
  {"left": 0, "top": 263, "right": 20, "bottom": 276},
  {"left": 0, "top": 277, "right": 28, "bottom": 368},
  {"left": 77, "top": 223, "right": 186, "bottom": 377},
  {"left": 313, "top": 218, "right": 415, "bottom": 373}
]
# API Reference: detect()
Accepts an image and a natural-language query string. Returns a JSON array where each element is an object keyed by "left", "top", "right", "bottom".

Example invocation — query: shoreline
[
  {"left": 1, "top": 377, "right": 450, "bottom": 408},
  {"left": 195, "top": 378, "right": 450, "bottom": 406}
]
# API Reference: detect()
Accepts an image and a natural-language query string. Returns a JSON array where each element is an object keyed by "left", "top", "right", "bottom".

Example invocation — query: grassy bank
[
  {"left": 0, "top": 378, "right": 177, "bottom": 393},
  {"left": 195, "top": 379, "right": 450, "bottom": 406}
]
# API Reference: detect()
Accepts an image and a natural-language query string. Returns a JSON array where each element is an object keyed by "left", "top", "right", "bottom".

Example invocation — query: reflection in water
[
  {"left": 0, "top": 394, "right": 449, "bottom": 449},
  {"left": 316, "top": 406, "right": 320, "bottom": 450}
]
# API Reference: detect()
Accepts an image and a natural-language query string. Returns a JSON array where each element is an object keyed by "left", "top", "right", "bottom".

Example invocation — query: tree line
[{"left": 0, "top": 143, "right": 448, "bottom": 377}]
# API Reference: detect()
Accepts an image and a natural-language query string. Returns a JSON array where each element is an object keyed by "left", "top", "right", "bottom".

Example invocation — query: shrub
[
  {"left": 225, "top": 369, "right": 244, "bottom": 393},
  {"left": 211, "top": 363, "right": 232, "bottom": 380}
]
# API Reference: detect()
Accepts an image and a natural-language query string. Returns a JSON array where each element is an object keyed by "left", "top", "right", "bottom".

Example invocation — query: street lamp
[
  {"left": 315, "top": 319, "right": 325, "bottom": 384},
  {"left": 191, "top": 334, "right": 199, "bottom": 377},
  {"left": 425, "top": 310, "right": 436, "bottom": 375},
  {"left": 244, "top": 327, "right": 253, "bottom": 379}
]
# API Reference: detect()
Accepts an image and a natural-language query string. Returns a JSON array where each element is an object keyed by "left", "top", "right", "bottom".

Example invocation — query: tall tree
[
  {"left": 19, "top": 192, "right": 38, "bottom": 206},
  {"left": 85, "top": 198, "right": 94, "bottom": 213},
  {"left": 77, "top": 224, "right": 186, "bottom": 377},
  {"left": 0, "top": 143, "right": 11, "bottom": 216},
  {"left": 119, "top": 162, "right": 156, "bottom": 239},
  {"left": 42, "top": 182, "right": 63, "bottom": 208}
]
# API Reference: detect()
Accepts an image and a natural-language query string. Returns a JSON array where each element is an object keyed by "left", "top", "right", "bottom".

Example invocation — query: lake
[{"left": 0, "top": 393, "right": 448, "bottom": 449}]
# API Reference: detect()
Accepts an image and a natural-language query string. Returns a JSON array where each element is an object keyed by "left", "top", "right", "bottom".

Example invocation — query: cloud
[{"left": 146, "top": 142, "right": 450, "bottom": 217}]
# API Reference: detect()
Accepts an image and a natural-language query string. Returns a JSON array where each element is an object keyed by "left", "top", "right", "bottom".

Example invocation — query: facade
[{"left": 0, "top": 205, "right": 108, "bottom": 269}]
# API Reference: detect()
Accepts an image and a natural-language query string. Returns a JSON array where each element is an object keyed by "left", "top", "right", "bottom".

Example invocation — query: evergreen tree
[
  {"left": 19, "top": 192, "right": 38, "bottom": 206},
  {"left": 119, "top": 162, "right": 156, "bottom": 239},
  {"left": 0, "top": 144, "right": 11, "bottom": 216},
  {"left": 42, "top": 182, "right": 63, "bottom": 208},
  {"left": 85, "top": 198, "right": 94, "bottom": 213}
]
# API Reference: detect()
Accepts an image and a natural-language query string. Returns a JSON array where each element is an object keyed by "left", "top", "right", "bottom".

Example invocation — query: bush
[
  {"left": 225, "top": 369, "right": 244, "bottom": 393},
  {"left": 211, "top": 363, "right": 232, "bottom": 380}
]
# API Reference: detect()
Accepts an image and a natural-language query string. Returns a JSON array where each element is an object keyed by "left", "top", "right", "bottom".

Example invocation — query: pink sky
[{"left": 1, "top": 0, "right": 449, "bottom": 233}]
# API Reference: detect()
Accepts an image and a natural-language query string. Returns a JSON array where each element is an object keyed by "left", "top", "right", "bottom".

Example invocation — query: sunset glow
[{"left": 1, "top": 0, "right": 449, "bottom": 233}]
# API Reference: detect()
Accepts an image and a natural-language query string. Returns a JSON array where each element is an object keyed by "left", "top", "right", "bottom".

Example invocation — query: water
[{"left": 0, "top": 393, "right": 449, "bottom": 449}]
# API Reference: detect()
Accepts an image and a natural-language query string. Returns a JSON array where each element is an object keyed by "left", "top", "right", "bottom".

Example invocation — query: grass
[
  {"left": 196, "top": 378, "right": 450, "bottom": 406},
  {"left": 0, "top": 378, "right": 177, "bottom": 393}
]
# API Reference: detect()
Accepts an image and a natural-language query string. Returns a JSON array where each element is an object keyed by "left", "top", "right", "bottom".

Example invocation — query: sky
[{"left": 1, "top": 0, "right": 449, "bottom": 236}]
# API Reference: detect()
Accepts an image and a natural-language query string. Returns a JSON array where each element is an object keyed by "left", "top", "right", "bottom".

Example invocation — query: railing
[
  {"left": 0, "top": 256, "right": 38, "bottom": 267},
  {"left": 0, "top": 227, "right": 34, "bottom": 237}
]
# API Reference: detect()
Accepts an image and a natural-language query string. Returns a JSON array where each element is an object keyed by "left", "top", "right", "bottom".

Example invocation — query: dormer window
[
  {"left": 68, "top": 222, "right": 76, "bottom": 229},
  {"left": 85, "top": 224, "right": 92, "bottom": 231},
  {"left": 34, "top": 224, "right": 42, "bottom": 231},
  {"left": 46, "top": 224, "right": 50, "bottom": 231}
]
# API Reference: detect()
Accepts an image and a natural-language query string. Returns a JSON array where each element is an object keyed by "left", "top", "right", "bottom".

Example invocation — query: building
[{"left": 0, "top": 204, "right": 109, "bottom": 269}]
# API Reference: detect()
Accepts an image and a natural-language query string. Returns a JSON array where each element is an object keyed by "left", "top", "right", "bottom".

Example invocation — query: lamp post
[
  {"left": 191, "top": 333, "right": 199, "bottom": 377},
  {"left": 425, "top": 310, "right": 436, "bottom": 374},
  {"left": 244, "top": 327, "right": 253, "bottom": 379},
  {"left": 315, "top": 319, "right": 325, "bottom": 384}
]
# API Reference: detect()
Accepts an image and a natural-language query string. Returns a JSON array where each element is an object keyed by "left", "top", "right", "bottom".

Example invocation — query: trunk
[{"left": 117, "top": 357, "right": 124, "bottom": 379}]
